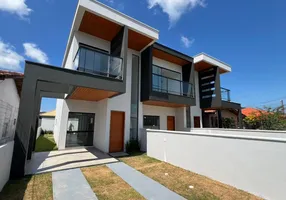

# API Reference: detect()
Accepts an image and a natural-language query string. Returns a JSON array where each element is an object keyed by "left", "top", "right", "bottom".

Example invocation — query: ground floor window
[
  {"left": 66, "top": 112, "right": 95, "bottom": 147},
  {"left": 143, "top": 116, "right": 160, "bottom": 129}
]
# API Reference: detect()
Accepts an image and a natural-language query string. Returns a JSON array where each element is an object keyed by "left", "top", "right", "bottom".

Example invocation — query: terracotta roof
[
  {"left": 0, "top": 70, "right": 24, "bottom": 79},
  {"left": 242, "top": 107, "right": 265, "bottom": 117},
  {"left": 40, "top": 110, "right": 56, "bottom": 117},
  {"left": 0, "top": 70, "right": 24, "bottom": 97}
]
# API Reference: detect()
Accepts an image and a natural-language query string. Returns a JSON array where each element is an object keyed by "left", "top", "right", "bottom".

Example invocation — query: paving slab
[
  {"left": 26, "top": 147, "right": 118, "bottom": 175},
  {"left": 52, "top": 168, "right": 98, "bottom": 200},
  {"left": 107, "top": 162, "right": 186, "bottom": 200}
]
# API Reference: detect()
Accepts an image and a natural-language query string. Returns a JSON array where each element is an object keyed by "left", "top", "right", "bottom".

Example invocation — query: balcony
[
  {"left": 152, "top": 73, "right": 194, "bottom": 98},
  {"left": 221, "top": 87, "right": 231, "bottom": 102},
  {"left": 74, "top": 46, "right": 123, "bottom": 80},
  {"left": 66, "top": 45, "right": 126, "bottom": 102}
]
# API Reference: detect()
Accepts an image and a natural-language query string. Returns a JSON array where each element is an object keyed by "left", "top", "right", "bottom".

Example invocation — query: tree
[{"left": 244, "top": 106, "right": 286, "bottom": 130}]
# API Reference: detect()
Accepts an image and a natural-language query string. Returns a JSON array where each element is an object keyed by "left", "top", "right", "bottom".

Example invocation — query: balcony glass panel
[
  {"left": 152, "top": 74, "right": 194, "bottom": 97},
  {"left": 221, "top": 87, "right": 231, "bottom": 101},
  {"left": 74, "top": 46, "right": 123, "bottom": 80}
]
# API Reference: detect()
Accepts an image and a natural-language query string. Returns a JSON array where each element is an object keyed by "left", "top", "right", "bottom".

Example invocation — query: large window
[
  {"left": 66, "top": 112, "right": 95, "bottom": 147},
  {"left": 143, "top": 116, "right": 160, "bottom": 129},
  {"left": 130, "top": 55, "right": 139, "bottom": 140},
  {"left": 152, "top": 65, "right": 194, "bottom": 97}
]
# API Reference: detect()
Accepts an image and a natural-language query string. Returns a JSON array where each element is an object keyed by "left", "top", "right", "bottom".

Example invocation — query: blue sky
[{"left": 0, "top": 0, "right": 285, "bottom": 111}]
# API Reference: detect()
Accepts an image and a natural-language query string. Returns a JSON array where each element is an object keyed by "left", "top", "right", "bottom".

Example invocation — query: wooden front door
[
  {"left": 167, "top": 116, "right": 175, "bottom": 131},
  {"left": 194, "top": 116, "right": 201, "bottom": 128},
  {"left": 109, "top": 111, "right": 125, "bottom": 153}
]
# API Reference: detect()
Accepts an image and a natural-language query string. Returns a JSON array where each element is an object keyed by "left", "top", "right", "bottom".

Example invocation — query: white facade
[
  {"left": 40, "top": 117, "right": 55, "bottom": 132},
  {"left": 0, "top": 79, "right": 19, "bottom": 140}
]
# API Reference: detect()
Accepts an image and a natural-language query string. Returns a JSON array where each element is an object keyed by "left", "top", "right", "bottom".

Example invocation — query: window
[
  {"left": 186, "top": 107, "right": 191, "bottom": 128},
  {"left": 130, "top": 55, "right": 139, "bottom": 140},
  {"left": 143, "top": 116, "right": 160, "bottom": 129}
]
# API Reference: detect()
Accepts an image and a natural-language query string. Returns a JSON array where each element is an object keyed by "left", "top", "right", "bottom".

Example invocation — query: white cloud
[
  {"left": 23, "top": 43, "right": 49, "bottom": 64},
  {"left": 0, "top": 39, "right": 24, "bottom": 71},
  {"left": 104, "top": 0, "right": 124, "bottom": 11},
  {"left": 0, "top": 0, "right": 32, "bottom": 18},
  {"left": 181, "top": 36, "right": 195, "bottom": 48},
  {"left": 147, "top": 0, "right": 206, "bottom": 27}
]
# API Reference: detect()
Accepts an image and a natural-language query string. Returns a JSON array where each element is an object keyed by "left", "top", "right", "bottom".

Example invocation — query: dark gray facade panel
[
  {"left": 199, "top": 67, "right": 222, "bottom": 108},
  {"left": 110, "top": 27, "right": 124, "bottom": 57},
  {"left": 153, "top": 43, "right": 193, "bottom": 63},
  {"left": 140, "top": 46, "right": 153, "bottom": 101}
]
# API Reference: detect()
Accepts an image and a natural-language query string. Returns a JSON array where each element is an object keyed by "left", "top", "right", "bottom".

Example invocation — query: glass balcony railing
[
  {"left": 73, "top": 46, "right": 123, "bottom": 80},
  {"left": 152, "top": 73, "right": 195, "bottom": 98},
  {"left": 221, "top": 87, "right": 231, "bottom": 102}
]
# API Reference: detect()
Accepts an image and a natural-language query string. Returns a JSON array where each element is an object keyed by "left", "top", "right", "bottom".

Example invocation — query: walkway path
[
  {"left": 107, "top": 162, "right": 185, "bottom": 200},
  {"left": 52, "top": 168, "right": 98, "bottom": 200}
]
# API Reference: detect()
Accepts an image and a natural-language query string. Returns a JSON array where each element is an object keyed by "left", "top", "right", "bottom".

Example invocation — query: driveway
[{"left": 25, "top": 147, "right": 118, "bottom": 175}]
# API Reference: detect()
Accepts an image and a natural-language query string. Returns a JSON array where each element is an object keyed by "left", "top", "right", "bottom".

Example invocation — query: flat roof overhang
[
  {"left": 63, "top": 0, "right": 159, "bottom": 66},
  {"left": 194, "top": 53, "right": 231, "bottom": 74},
  {"left": 153, "top": 43, "right": 193, "bottom": 66}
]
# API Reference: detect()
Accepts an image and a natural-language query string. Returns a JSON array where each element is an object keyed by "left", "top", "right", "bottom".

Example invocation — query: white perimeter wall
[
  {"left": 40, "top": 117, "right": 55, "bottom": 131},
  {"left": 147, "top": 129, "right": 286, "bottom": 200},
  {"left": 0, "top": 141, "right": 14, "bottom": 191}
]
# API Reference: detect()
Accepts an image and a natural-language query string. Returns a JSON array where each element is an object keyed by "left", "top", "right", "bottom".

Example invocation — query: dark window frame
[{"left": 143, "top": 115, "right": 160, "bottom": 129}]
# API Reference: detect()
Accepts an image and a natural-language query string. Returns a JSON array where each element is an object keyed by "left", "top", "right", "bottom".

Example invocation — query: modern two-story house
[
  {"left": 52, "top": 0, "right": 242, "bottom": 153},
  {"left": 11, "top": 0, "right": 242, "bottom": 178}
]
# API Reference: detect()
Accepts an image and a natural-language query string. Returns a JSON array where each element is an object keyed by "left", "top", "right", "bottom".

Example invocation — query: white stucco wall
[
  {"left": 142, "top": 105, "right": 176, "bottom": 130},
  {"left": 190, "top": 71, "right": 202, "bottom": 128},
  {"left": 0, "top": 141, "right": 14, "bottom": 191},
  {"left": 40, "top": 117, "right": 55, "bottom": 131},
  {"left": 147, "top": 129, "right": 286, "bottom": 200},
  {"left": 0, "top": 79, "right": 19, "bottom": 140}
]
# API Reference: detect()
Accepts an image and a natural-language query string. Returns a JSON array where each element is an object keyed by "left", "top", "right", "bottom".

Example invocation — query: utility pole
[{"left": 281, "top": 100, "right": 285, "bottom": 115}]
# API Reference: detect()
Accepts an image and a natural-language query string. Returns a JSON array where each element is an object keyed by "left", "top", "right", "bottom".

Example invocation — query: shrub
[{"left": 125, "top": 140, "right": 140, "bottom": 153}]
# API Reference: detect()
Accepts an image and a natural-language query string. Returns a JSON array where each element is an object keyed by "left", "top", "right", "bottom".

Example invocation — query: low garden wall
[
  {"left": 147, "top": 129, "right": 286, "bottom": 200},
  {"left": 0, "top": 141, "right": 14, "bottom": 191}
]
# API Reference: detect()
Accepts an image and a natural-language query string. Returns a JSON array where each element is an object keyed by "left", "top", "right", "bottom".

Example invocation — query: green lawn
[{"left": 35, "top": 134, "right": 58, "bottom": 152}]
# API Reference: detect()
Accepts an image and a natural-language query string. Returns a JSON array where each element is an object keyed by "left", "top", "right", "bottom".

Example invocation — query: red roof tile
[
  {"left": 242, "top": 107, "right": 265, "bottom": 117},
  {"left": 0, "top": 70, "right": 24, "bottom": 79}
]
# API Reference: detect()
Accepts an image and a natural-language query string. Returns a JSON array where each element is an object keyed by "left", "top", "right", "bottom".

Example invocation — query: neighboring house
[
  {"left": 242, "top": 107, "right": 265, "bottom": 117},
  {"left": 39, "top": 110, "right": 56, "bottom": 132},
  {"left": 51, "top": 0, "right": 242, "bottom": 152},
  {"left": 203, "top": 109, "right": 239, "bottom": 128},
  {"left": 0, "top": 70, "right": 23, "bottom": 144}
]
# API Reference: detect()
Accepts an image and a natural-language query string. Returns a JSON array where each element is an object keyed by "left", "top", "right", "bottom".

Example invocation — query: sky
[{"left": 0, "top": 0, "right": 285, "bottom": 111}]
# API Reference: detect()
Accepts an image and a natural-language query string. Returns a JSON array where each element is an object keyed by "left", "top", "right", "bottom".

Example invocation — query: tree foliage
[{"left": 243, "top": 106, "right": 286, "bottom": 130}]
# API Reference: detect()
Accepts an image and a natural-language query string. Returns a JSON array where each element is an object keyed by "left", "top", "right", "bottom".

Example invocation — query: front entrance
[
  {"left": 66, "top": 113, "right": 95, "bottom": 147},
  {"left": 167, "top": 116, "right": 175, "bottom": 131},
  {"left": 109, "top": 111, "right": 125, "bottom": 153}
]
